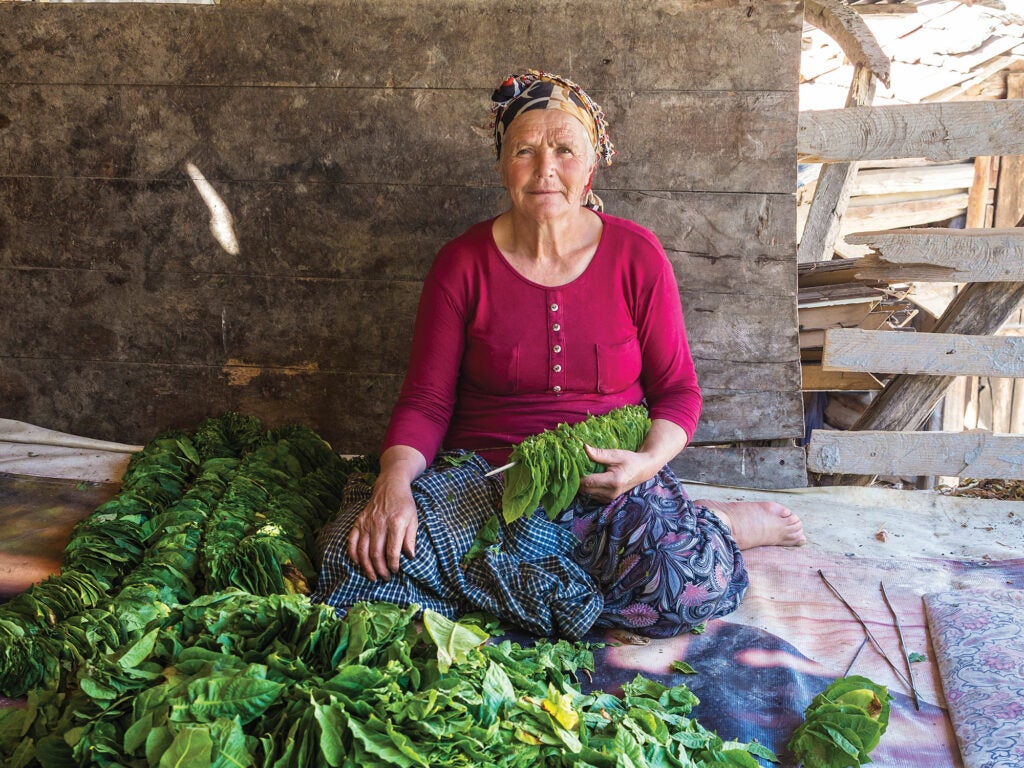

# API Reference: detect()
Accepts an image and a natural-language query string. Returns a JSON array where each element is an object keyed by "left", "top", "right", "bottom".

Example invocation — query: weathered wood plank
[
  {"left": 0, "top": 358, "right": 402, "bottom": 453},
  {"left": 850, "top": 162, "right": 974, "bottom": 197},
  {"left": 799, "top": 193, "right": 969, "bottom": 240},
  {"left": 0, "top": 85, "right": 796, "bottom": 194},
  {"left": 0, "top": 179, "right": 797, "bottom": 291},
  {"left": 807, "top": 430, "right": 1024, "bottom": 479},
  {"left": 684, "top": 292, "right": 799, "bottom": 364},
  {"left": 966, "top": 155, "right": 997, "bottom": 229},
  {"left": 0, "top": 266, "right": 796, "bottom": 378},
  {"left": 0, "top": 0, "right": 803, "bottom": 92},
  {"left": 0, "top": 357, "right": 801, "bottom": 447},
  {"left": 801, "top": 364, "right": 882, "bottom": 392},
  {"left": 0, "top": 267, "right": 421, "bottom": 373},
  {"left": 0, "top": 178, "right": 497, "bottom": 281},
  {"left": 798, "top": 100, "right": 1024, "bottom": 163},
  {"left": 847, "top": 228, "right": 1024, "bottom": 282},
  {"left": 823, "top": 328, "right": 1024, "bottom": 378},
  {"left": 671, "top": 445, "right": 807, "bottom": 489}
]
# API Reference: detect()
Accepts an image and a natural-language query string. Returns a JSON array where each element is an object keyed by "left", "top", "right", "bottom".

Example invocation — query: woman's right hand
[{"left": 347, "top": 446, "right": 426, "bottom": 582}]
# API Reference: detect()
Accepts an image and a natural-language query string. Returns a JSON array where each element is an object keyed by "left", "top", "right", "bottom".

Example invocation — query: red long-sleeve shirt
[{"left": 381, "top": 212, "right": 702, "bottom": 465}]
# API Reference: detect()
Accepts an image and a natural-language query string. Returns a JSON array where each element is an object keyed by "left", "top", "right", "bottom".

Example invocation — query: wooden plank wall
[{"left": 0, "top": 0, "right": 806, "bottom": 487}]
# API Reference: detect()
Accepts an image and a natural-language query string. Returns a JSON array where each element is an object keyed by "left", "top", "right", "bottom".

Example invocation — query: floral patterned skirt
[{"left": 556, "top": 465, "right": 749, "bottom": 639}]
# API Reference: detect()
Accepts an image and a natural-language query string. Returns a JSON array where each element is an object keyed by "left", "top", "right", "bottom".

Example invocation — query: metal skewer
[
  {"left": 484, "top": 460, "right": 517, "bottom": 478},
  {"left": 817, "top": 570, "right": 917, "bottom": 697},
  {"left": 880, "top": 581, "right": 922, "bottom": 711}
]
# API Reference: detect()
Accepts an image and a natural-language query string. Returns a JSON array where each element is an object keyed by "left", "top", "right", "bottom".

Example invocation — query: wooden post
[
  {"left": 994, "top": 74, "right": 1024, "bottom": 227},
  {"left": 797, "top": 64, "right": 876, "bottom": 264}
]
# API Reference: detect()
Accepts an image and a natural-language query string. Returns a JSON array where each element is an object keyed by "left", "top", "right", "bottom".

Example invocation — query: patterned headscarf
[{"left": 491, "top": 70, "right": 615, "bottom": 211}]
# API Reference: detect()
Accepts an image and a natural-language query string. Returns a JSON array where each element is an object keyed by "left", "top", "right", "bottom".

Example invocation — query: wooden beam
[
  {"left": 798, "top": 100, "right": 1024, "bottom": 163},
  {"left": 847, "top": 228, "right": 1024, "bottom": 282},
  {"left": 801, "top": 364, "right": 883, "bottom": 392},
  {"left": 803, "top": 0, "right": 891, "bottom": 87},
  {"left": 807, "top": 430, "right": 1024, "bottom": 479},
  {"left": 823, "top": 328, "right": 1024, "bottom": 377},
  {"left": 798, "top": 64, "right": 876, "bottom": 264}
]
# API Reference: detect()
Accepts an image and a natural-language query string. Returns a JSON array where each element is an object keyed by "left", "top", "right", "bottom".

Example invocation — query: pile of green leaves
[
  {"left": 787, "top": 676, "right": 891, "bottom": 768},
  {"left": 0, "top": 414, "right": 359, "bottom": 699},
  {"left": 0, "top": 596, "right": 777, "bottom": 768},
  {"left": 502, "top": 405, "right": 652, "bottom": 523}
]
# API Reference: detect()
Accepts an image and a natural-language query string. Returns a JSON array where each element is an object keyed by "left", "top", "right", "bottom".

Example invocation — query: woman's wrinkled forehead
[
  {"left": 500, "top": 109, "right": 594, "bottom": 152},
  {"left": 491, "top": 70, "right": 615, "bottom": 165}
]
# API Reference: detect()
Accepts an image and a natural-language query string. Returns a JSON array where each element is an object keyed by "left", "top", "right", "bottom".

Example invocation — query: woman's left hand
[
  {"left": 577, "top": 419, "right": 690, "bottom": 504},
  {"left": 577, "top": 444, "right": 659, "bottom": 504}
]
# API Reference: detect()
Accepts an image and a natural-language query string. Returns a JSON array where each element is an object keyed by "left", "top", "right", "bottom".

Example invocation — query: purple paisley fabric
[
  {"left": 924, "top": 589, "right": 1024, "bottom": 768},
  {"left": 556, "top": 465, "right": 749, "bottom": 638}
]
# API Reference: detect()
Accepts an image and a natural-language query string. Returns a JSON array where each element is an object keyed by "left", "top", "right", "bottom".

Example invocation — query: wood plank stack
[{"left": 799, "top": 0, "right": 1024, "bottom": 258}]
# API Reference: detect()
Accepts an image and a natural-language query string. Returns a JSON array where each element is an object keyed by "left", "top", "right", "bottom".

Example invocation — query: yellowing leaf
[{"left": 542, "top": 685, "right": 579, "bottom": 731}]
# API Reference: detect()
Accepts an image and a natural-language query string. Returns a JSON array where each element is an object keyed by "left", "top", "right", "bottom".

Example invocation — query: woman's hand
[
  {"left": 578, "top": 418, "right": 689, "bottom": 504},
  {"left": 347, "top": 446, "right": 426, "bottom": 582},
  {"left": 578, "top": 444, "right": 660, "bottom": 503}
]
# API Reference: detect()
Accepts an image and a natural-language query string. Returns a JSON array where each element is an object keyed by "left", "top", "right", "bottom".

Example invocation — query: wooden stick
[
  {"left": 880, "top": 582, "right": 922, "bottom": 711},
  {"left": 817, "top": 570, "right": 914, "bottom": 694}
]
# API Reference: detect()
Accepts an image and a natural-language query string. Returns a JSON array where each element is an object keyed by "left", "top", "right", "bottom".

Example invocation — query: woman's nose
[{"left": 534, "top": 149, "right": 555, "bottom": 176}]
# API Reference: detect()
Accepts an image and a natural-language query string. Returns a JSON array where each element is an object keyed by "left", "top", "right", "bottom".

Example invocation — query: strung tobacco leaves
[
  {"left": 0, "top": 596, "right": 777, "bottom": 768},
  {"left": 0, "top": 414, "right": 358, "bottom": 699},
  {"left": 502, "top": 405, "right": 652, "bottom": 524}
]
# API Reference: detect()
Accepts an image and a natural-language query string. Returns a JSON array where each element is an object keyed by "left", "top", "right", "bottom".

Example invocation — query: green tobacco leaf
[
  {"left": 158, "top": 726, "right": 214, "bottom": 768},
  {"left": 422, "top": 610, "right": 489, "bottom": 673},
  {"left": 209, "top": 717, "right": 253, "bottom": 768},
  {"left": 669, "top": 660, "right": 697, "bottom": 675},
  {"left": 908, "top": 652, "right": 927, "bottom": 663},
  {"left": 117, "top": 626, "right": 160, "bottom": 671},
  {"left": 463, "top": 514, "right": 502, "bottom": 565},
  {"left": 173, "top": 676, "right": 284, "bottom": 725},
  {"left": 312, "top": 700, "right": 349, "bottom": 768},
  {"left": 347, "top": 716, "right": 420, "bottom": 768}
]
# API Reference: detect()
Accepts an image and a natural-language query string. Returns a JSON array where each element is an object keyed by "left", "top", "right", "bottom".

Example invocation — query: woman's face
[{"left": 499, "top": 109, "right": 597, "bottom": 222}]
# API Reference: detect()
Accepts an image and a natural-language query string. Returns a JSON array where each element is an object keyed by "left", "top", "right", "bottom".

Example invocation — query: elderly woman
[{"left": 314, "top": 70, "right": 803, "bottom": 639}]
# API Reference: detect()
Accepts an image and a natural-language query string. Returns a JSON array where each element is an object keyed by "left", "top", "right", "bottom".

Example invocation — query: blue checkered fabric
[{"left": 312, "top": 452, "right": 603, "bottom": 640}]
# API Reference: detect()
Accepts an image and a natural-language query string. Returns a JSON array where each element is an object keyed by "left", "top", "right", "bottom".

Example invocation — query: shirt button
[
  {"left": 553, "top": 344, "right": 562, "bottom": 353},
  {"left": 552, "top": 323, "right": 561, "bottom": 332},
  {"left": 552, "top": 364, "right": 562, "bottom": 372},
  {"left": 550, "top": 303, "right": 559, "bottom": 312},
  {"left": 553, "top": 385, "right": 562, "bottom": 393}
]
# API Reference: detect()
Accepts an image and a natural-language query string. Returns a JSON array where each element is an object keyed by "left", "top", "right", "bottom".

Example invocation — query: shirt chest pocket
[
  {"left": 595, "top": 337, "right": 642, "bottom": 394},
  {"left": 462, "top": 335, "right": 520, "bottom": 395}
]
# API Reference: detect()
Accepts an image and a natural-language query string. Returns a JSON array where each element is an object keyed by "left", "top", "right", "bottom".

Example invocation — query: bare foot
[{"left": 694, "top": 499, "right": 806, "bottom": 550}]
